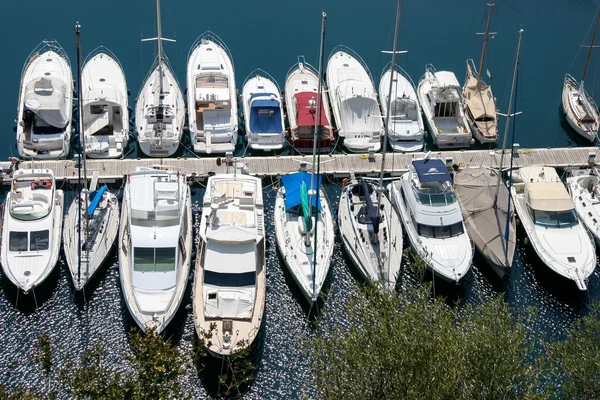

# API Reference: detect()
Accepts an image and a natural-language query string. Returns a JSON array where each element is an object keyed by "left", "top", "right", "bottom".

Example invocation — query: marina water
[{"left": 1, "top": 0, "right": 600, "bottom": 397}]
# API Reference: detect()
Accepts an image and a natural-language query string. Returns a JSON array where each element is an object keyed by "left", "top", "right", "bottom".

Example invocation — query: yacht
[
  {"left": 284, "top": 57, "right": 334, "bottom": 153},
  {"left": 274, "top": 172, "right": 334, "bottom": 305},
  {"left": 379, "top": 62, "right": 424, "bottom": 152},
  {"left": 338, "top": 175, "right": 403, "bottom": 287},
  {"left": 187, "top": 32, "right": 238, "bottom": 154},
  {"left": 326, "top": 46, "right": 382, "bottom": 153},
  {"left": 417, "top": 65, "right": 472, "bottom": 149},
  {"left": 388, "top": 157, "right": 473, "bottom": 282},
  {"left": 567, "top": 169, "right": 600, "bottom": 245},
  {"left": 511, "top": 166, "right": 595, "bottom": 290},
  {"left": 16, "top": 40, "right": 73, "bottom": 159},
  {"left": 136, "top": 0, "right": 185, "bottom": 157},
  {"left": 119, "top": 167, "right": 192, "bottom": 332},
  {"left": 193, "top": 172, "right": 266, "bottom": 356},
  {"left": 1, "top": 169, "right": 64, "bottom": 293},
  {"left": 81, "top": 47, "right": 129, "bottom": 158},
  {"left": 241, "top": 69, "right": 286, "bottom": 151}
]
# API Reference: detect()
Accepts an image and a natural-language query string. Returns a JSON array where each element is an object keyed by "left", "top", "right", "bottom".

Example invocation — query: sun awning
[
  {"left": 526, "top": 181, "right": 574, "bottom": 212},
  {"left": 413, "top": 159, "right": 451, "bottom": 183}
]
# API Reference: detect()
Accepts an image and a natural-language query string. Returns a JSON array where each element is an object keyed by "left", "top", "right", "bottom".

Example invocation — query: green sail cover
[{"left": 300, "top": 182, "right": 313, "bottom": 232}]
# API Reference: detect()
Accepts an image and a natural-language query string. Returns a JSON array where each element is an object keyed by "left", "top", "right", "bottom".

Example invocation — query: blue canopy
[
  {"left": 87, "top": 185, "right": 108, "bottom": 216},
  {"left": 413, "top": 159, "right": 451, "bottom": 183},
  {"left": 281, "top": 172, "right": 322, "bottom": 211},
  {"left": 250, "top": 100, "right": 283, "bottom": 134}
]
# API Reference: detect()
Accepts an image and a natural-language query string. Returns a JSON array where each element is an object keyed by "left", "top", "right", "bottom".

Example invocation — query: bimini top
[
  {"left": 526, "top": 181, "right": 573, "bottom": 212},
  {"left": 295, "top": 92, "right": 330, "bottom": 127},
  {"left": 281, "top": 172, "right": 322, "bottom": 211},
  {"left": 250, "top": 94, "right": 282, "bottom": 134},
  {"left": 413, "top": 158, "right": 451, "bottom": 183}
]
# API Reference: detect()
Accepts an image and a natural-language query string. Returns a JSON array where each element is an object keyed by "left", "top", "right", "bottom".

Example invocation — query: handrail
[
  {"left": 285, "top": 55, "right": 319, "bottom": 83},
  {"left": 242, "top": 68, "right": 281, "bottom": 93},
  {"left": 83, "top": 46, "right": 126, "bottom": 74},
  {"left": 380, "top": 61, "right": 417, "bottom": 93},
  {"left": 328, "top": 45, "right": 374, "bottom": 82},
  {"left": 187, "top": 31, "right": 234, "bottom": 72},
  {"left": 565, "top": 73, "right": 600, "bottom": 113}
]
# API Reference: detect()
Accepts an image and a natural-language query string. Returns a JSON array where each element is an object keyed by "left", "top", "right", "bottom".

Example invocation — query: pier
[{"left": 10, "top": 146, "right": 600, "bottom": 183}]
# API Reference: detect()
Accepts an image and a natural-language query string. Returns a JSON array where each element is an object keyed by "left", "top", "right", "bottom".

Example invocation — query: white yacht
[
  {"left": 193, "top": 172, "right": 266, "bottom": 356},
  {"left": 417, "top": 65, "right": 472, "bottom": 149},
  {"left": 16, "top": 41, "right": 73, "bottom": 159},
  {"left": 567, "top": 169, "right": 600, "bottom": 245},
  {"left": 187, "top": 32, "right": 238, "bottom": 154},
  {"left": 82, "top": 47, "right": 129, "bottom": 158},
  {"left": 1, "top": 169, "right": 64, "bottom": 293},
  {"left": 241, "top": 69, "right": 286, "bottom": 151},
  {"left": 136, "top": 0, "right": 185, "bottom": 157},
  {"left": 284, "top": 57, "right": 334, "bottom": 154},
  {"left": 511, "top": 166, "right": 595, "bottom": 290},
  {"left": 326, "top": 46, "right": 382, "bottom": 153},
  {"left": 119, "top": 167, "right": 192, "bottom": 332},
  {"left": 274, "top": 172, "right": 334, "bottom": 305},
  {"left": 338, "top": 176, "right": 403, "bottom": 287},
  {"left": 388, "top": 157, "right": 473, "bottom": 282},
  {"left": 379, "top": 62, "right": 424, "bottom": 152}
]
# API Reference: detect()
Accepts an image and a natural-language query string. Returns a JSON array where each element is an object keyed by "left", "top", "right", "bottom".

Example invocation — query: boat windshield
[
  {"left": 417, "top": 222, "right": 464, "bottom": 239},
  {"left": 133, "top": 247, "right": 176, "bottom": 272},
  {"left": 204, "top": 270, "right": 256, "bottom": 287},
  {"left": 411, "top": 181, "right": 456, "bottom": 207},
  {"left": 9, "top": 230, "right": 49, "bottom": 252},
  {"left": 528, "top": 207, "right": 578, "bottom": 228}
]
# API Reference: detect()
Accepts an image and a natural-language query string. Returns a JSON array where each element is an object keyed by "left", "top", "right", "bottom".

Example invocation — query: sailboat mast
[
  {"left": 75, "top": 22, "right": 83, "bottom": 286},
  {"left": 156, "top": 0, "right": 164, "bottom": 104},
  {"left": 582, "top": 11, "right": 600, "bottom": 83},
  {"left": 477, "top": 1, "right": 494, "bottom": 86},
  {"left": 493, "top": 29, "right": 524, "bottom": 207}
]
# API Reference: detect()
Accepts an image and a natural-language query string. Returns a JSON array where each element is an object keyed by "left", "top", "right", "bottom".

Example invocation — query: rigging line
[{"left": 568, "top": 5, "right": 600, "bottom": 73}]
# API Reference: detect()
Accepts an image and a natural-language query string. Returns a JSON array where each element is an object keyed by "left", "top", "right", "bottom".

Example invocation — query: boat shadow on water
[
  {"left": 0, "top": 260, "right": 61, "bottom": 314},
  {"left": 558, "top": 104, "right": 594, "bottom": 148}
]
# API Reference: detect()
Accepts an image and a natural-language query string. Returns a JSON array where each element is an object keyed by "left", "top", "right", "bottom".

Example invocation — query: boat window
[
  {"left": 529, "top": 207, "right": 578, "bottom": 228},
  {"left": 9, "top": 231, "right": 28, "bottom": 252},
  {"left": 133, "top": 247, "right": 176, "bottom": 272},
  {"left": 204, "top": 270, "right": 256, "bottom": 287},
  {"left": 417, "top": 222, "right": 464, "bottom": 238},
  {"left": 30, "top": 230, "right": 49, "bottom": 251},
  {"left": 32, "top": 118, "right": 64, "bottom": 135},
  {"left": 155, "top": 247, "right": 176, "bottom": 272},
  {"left": 411, "top": 181, "right": 456, "bottom": 207}
]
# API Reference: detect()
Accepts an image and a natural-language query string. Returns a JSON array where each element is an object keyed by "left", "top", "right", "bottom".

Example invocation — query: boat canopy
[
  {"left": 24, "top": 76, "right": 69, "bottom": 128},
  {"left": 250, "top": 98, "right": 282, "bottom": 133},
  {"left": 464, "top": 76, "right": 496, "bottom": 120},
  {"left": 295, "top": 92, "right": 330, "bottom": 127},
  {"left": 87, "top": 185, "right": 108, "bottom": 216},
  {"left": 526, "top": 181, "right": 574, "bottom": 212},
  {"left": 281, "top": 172, "right": 322, "bottom": 211},
  {"left": 413, "top": 159, "right": 451, "bottom": 183}
]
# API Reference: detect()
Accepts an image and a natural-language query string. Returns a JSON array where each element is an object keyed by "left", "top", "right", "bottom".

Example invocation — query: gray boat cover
[
  {"left": 24, "top": 77, "right": 69, "bottom": 128},
  {"left": 454, "top": 167, "right": 516, "bottom": 271}
]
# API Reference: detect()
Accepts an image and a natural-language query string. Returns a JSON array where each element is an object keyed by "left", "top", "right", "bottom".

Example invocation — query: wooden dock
[{"left": 11, "top": 146, "right": 600, "bottom": 183}]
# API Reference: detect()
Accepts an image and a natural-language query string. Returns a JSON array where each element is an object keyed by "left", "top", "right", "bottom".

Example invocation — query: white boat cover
[
  {"left": 454, "top": 168, "right": 516, "bottom": 269},
  {"left": 24, "top": 77, "right": 69, "bottom": 128},
  {"left": 464, "top": 76, "right": 496, "bottom": 120}
]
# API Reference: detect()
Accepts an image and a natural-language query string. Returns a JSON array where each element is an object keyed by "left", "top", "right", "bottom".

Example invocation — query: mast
[
  {"left": 582, "top": 11, "right": 600, "bottom": 83},
  {"left": 75, "top": 22, "right": 83, "bottom": 286},
  {"left": 310, "top": 12, "right": 327, "bottom": 300},
  {"left": 493, "top": 29, "right": 524, "bottom": 207},
  {"left": 477, "top": 1, "right": 494, "bottom": 86},
  {"left": 156, "top": 0, "right": 164, "bottom": 109}
]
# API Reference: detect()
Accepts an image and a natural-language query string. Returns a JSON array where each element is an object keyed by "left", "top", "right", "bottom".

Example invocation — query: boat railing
[
  {"left": 419, "top": 63, "right": 437, "bottom": 85},
  {"left": 465, "top": 59, "right": 480, "bottom": 82},
  {"left": 565, "top": 73, "right": 600, "bottom": 112},
  {"left": 242, "top": 68, "right": 281, "bottom": 93},
  {"left": 83, "top": 46, "right": 126, "bottom": 79},
  {"left": 140, "top": 52, "right": 182, "bottom": 91},
  {"left": 187, "top": 31, "right": 235, "bottom": 72},
  {"left": 328, "top": 44, "right": 375, "bottom": 83},
  {"left": 285, "top": 55, "right": 319, "bottom": 82},
  {"left": 381, "top": 61, "right": 417, "bottom": 91}
]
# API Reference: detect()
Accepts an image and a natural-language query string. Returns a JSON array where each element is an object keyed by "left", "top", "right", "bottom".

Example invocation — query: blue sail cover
[
  {"left": 250, "top": 99, "right": 283, "bottom": 134},
  {"left": 87, "top": 185, "right": 108, "bottom": 216},
  {"left": 413, "top": 159, "right": 451, "bottom": 183},
  {"left": 281, "top": 172, "right": 323, "bottom": 211}
]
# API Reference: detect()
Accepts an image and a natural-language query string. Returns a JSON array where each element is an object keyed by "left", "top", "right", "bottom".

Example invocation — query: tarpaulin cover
[{"left": 281, "top": 172, "right": 322, "bottom": 211}]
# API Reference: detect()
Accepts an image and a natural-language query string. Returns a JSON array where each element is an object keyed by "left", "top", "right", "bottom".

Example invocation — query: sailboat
[
  {"left": 16, "top": 40, "right": 73, "bottom": 159},
  {"left": 136, "top": 0, "right": 185, "bottom": 157},
  {"left": 275, "top": 13, "right": 335, "bottom": 305},
  {"left": 562, "top": 11, "right": 600, "bottom": 141},
  {"left": 338, "top": 1, "right": 403, "bottom": 287},
  {"left": 463, "top": 0, "right": 498, "bottom": 144},
  {"left": 63, "top": 23, "right": 120, "bottom": 291}
]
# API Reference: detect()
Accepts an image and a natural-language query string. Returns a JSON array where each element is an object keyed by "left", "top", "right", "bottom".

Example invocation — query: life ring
[{"left": 342, "top": 178, "right": 349, "bottom": 186}]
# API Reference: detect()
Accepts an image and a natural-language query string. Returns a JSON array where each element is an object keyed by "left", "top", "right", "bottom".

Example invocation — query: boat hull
[{"left": 562, "top": 75, "right": 599, "bottom": 142}]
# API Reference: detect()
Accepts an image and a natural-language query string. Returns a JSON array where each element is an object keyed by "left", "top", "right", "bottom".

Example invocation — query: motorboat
[
  {"left": 193, "top": 172, "right": 266, "bottom": 356},
  {"left": 388, "top": 157, "right": 473, "bottom": 282},
  {"left": 136, "top": 0, "right": 185, "bottom": 157},
  {"left": 284, "top": 57, "right": 333, "bottom": 153},
  {"left": 241, "top": 69, "right": 286, "bottom": 151},
  {"left": 567, "top": 169, "right": 600, "bottom": 245},
  {"left": 511, "top": 166, "right": 595, "bottom": 290},
  {"left": 118, "top": 167, "right": 192, "bottom": 332},
  {"left": 379, "top": 62, "right": 424, "bottom": 152},
  {"left": 81, "top": 47, "right": 130, "bottom": 158},
  {"left": 417, "top": 64, "right": 472, "bottom": 149},
  {"left": 326, "top": 46, "right": 382, "bottom": 153},
  {"left": 187, "top": 32, "right": 238, "bottom": 154},
  {"left": 16, "top": 40, "right": 73, "bottom": 159},
  {"left": 1, "top": 169, "right": 64, "bottom": 293}
]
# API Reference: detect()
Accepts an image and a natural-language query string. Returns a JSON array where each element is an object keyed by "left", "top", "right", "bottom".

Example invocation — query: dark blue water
[{"left": 2, "top": 0, "right": 600, "bottom": 398}]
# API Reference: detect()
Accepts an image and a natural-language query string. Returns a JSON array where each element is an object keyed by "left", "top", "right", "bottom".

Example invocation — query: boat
[
  {"left": 388, "top": 156, "right": 473, "bottom": 282},
  {"left": 63, "top": 24, "right": 120, "bottom": 291},
  {"left": 118, "top": 166, "right": 192, "bottom": 332},
  {"left": 284, "top": 56, "right": 334, "bottom": 153},
  {"left": 326, "top": 45, "right": 382, "bottom": 153},
  {"left": 136, "top": 0, "right": 185, "bottom": 157},
  {"left": 511, "top": 166, "right": 596, "bottom": 290},
  {"left": 241, "top": 69, "right": 286, "bottom": 151},
  {"left": 187, "top": 32, "right": 238, "bottom": 154},
  {"left": 16, "top": 40, "right": 73, "bottom": 160},
  {"left": 1, "top": 169, "right": 64, "bottom": 293},
  {"left": 562, "top": 12, "right": 600, "bottom": 142},
  {"left": 417, "top": 64, "right": 473, "bottom": 149},
  {"left": 463, "top": 1, "right": 498, "bottom": 144},
  {"left": 81, "top": 47, "right": 129, "bottom": 159},
  {"left": 193, "top": 171, "right": 266, "bottom": 356},
  {"left": 567, "top": 169, "right": 600, "bottom": 245},
  {"left": 379, "top": 63, "right": 424, "bottom": 152}
]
